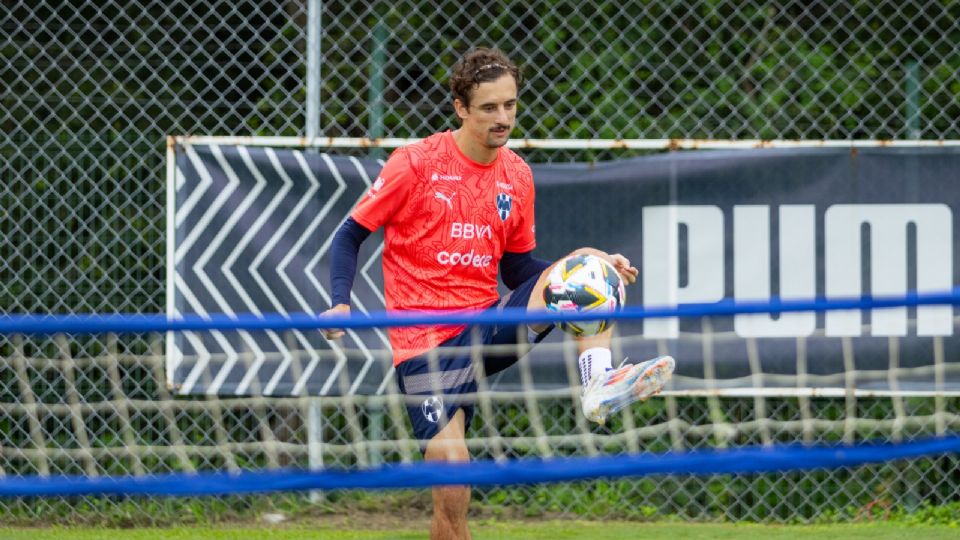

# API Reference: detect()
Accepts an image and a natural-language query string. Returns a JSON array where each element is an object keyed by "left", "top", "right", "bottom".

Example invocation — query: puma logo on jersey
[{"left": 434, "top": 191, "right": 454, "bottom": 208}]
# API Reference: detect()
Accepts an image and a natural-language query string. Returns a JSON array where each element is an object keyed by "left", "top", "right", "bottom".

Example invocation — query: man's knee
[
  {"left": 568, "top": 246, "right": 604, "bottom": 258},
  {"left": 425, "top": 439, "right": 470, "bottom": 463},
  {"left": 424, "top": 408, "right": 469, "bottom": 463}
]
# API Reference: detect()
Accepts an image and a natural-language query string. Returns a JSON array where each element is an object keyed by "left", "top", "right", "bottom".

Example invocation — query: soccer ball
[{"left": 543, "top": 254, "right": 625, "bottom": 337}]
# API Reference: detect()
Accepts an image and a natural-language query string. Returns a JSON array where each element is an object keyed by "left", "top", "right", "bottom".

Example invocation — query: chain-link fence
[
  {"left": 4, "top": 0, "right": 960, "bottom": 316},
  {"left": 3, "top": 0, "right": 960, "bottom": 524},
  {"left": 320, "top": 0, "right": 960, "bottom": 141},
  {"left": 1, "top": 336, "right": 957, "bottom": 524}
]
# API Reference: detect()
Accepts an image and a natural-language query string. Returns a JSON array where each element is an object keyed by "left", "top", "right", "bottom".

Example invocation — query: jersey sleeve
[
  {"left": 505, "top": 168, "right": 537, "bottom": 252},
  {"left": 351, "top": 148, "right": 416, "bottom": 231}
]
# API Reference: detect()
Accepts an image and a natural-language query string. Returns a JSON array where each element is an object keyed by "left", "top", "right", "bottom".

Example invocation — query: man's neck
[{"left": 453, "top": 129, "right": 498, "bottom": 165}]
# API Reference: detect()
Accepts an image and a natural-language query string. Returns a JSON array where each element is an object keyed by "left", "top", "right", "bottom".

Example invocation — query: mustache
[{"left": 490, "top": 124, "right": 511, "bottom": 131}]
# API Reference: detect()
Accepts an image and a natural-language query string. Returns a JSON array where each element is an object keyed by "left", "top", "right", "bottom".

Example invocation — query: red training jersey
[{"left": 351, "top": 130, "right": 537, "bottom": 365}]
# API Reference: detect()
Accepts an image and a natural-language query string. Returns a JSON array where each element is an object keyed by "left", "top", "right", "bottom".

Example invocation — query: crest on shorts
[
  {"left": 421, "top": 396, "right": 444, "bottom": 423},
  {"left": 496, "top": 193, "right": 512, "bottom": 221}
]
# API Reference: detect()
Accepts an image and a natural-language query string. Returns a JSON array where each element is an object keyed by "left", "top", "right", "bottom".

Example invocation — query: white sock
[{"left": 578, "top": 347, "right": 613, "bottom": 387}]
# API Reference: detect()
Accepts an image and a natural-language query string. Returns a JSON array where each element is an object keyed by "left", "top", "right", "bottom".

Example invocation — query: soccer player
[{"left": 323, "top": 47, "right": 674, "bottom": 540}]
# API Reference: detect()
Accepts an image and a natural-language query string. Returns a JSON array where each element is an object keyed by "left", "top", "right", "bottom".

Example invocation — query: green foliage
[
  {"left": 3, "top": 1, "right": 960, "bottom": 526},
  {"left": 320, "top": 0, "right": 960, "bottom": 140},
  {"left": 4, "top": 0, "right": 960, "bottom": 317},
  {"left": 893, "top": 502, "right": 960, "bottom": 527}
]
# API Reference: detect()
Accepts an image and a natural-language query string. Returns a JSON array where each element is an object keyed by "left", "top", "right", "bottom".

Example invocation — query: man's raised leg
[
  {"left": 526, "top": 247, "right": 629, "bottom": 373},
  {"left": 527, "top": 248, "right": 674, "bottom": 424}
]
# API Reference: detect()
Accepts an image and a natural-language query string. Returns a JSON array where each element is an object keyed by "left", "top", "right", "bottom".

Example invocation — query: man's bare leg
[
  {"left": 527, "top": 248, "right": 624, "bottom": 357},
  {"left": 423, "top": 409, "right": 471, "bottom": 540},
  {"left": 526, "top": 248, "right": 673, "bottom": 423}
]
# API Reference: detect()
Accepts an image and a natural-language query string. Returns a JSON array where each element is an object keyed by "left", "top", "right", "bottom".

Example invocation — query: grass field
[{"left": 3, "top": 522, "right": 958, "bottom": 539}]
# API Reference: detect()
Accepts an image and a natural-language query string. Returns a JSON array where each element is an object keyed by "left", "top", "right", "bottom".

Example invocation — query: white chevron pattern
[
  {"left": 169, "top": 144, "right": 390, "bottom": 396},
  {"left": 226, "top": 146, "right": 288, "bottom": 395}
]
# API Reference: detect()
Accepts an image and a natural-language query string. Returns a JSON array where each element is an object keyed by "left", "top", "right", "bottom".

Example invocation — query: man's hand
[
  {"left": 570, "top": 248, "right": 639, "bottom": 285},
  {"left": 605, "top": 253, "right": 638, "bottom": 285},
  {"left": 321, "top": 303, "right": 350, "bottom": 340}
]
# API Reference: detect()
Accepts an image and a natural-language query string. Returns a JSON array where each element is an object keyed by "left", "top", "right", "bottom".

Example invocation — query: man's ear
[{"left": 453, "top": 98, "right": 469, "bottom": 121}]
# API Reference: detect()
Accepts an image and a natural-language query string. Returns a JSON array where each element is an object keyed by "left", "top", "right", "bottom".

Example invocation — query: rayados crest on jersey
[{"left": 496, "top": 193, "right": 512, "bottom": 221}]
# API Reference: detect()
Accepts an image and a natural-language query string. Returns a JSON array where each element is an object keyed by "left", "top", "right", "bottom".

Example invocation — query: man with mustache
[{"left": 323, "top": 47, "right": 674, "bottom": 539}]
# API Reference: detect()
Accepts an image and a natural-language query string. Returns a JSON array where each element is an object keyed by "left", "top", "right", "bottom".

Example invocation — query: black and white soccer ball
[{"left": 543, "top": 254, "right": 625, "bottom": 337}]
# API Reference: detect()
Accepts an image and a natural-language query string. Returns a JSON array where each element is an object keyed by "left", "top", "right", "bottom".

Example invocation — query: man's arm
[
  {"left": 323, "top": 217, "right": 372, "bottom": 339},
  {"left": 499, "top": 250, "right": 552, "bottom": 290}
]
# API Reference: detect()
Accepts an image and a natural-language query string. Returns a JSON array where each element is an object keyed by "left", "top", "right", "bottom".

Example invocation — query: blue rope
[
  {"left": 1, "top": 436, "right": 957, "bottom": 497},
  {"left": 2, "top": 289, "right": 959, "bottom": 335}
]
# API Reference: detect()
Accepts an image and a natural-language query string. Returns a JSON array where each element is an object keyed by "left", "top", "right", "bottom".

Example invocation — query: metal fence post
[
  {"left": 306, "top": 0, "right": 322, "bottom": 140},
  {"left": 905, "top": 60, "right": 921, "bottom": 140},
  {"left": 308, "top": 397, "right": 325, "bottom": 502}
]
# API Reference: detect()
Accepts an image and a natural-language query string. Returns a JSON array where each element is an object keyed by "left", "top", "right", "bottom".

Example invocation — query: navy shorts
[{"left": 395, "top": 273, "right": 553, "bottom": 443}]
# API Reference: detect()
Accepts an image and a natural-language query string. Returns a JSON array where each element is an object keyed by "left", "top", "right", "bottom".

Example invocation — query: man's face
[{"left": 455, "top": 74, "right": 518, "bottom": 149}]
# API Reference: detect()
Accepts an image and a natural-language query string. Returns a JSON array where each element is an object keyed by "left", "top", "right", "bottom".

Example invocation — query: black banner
[{"left": 171, "top": 145, "right": 959, "bottom": 395}]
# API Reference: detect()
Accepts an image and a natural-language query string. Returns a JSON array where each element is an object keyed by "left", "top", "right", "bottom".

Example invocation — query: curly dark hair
[{"left": 448, "top": 47, "right": 522, "bottom": 109}]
